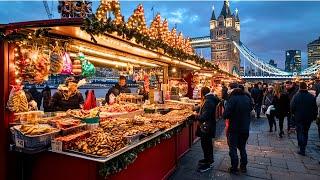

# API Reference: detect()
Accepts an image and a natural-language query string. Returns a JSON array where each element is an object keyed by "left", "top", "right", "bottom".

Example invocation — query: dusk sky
[{"left": 0, "top": 1, "right": 319, "bottom": 70}]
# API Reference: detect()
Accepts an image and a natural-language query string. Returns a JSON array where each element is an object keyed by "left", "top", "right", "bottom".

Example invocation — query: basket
[{"left": 12, "top": 125, "right": 60, "bottom": 148}]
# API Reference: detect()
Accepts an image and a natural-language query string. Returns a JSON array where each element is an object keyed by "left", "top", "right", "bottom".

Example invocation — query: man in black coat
[
  {"left": 250, "top": 83, "right": 263, "bottom": 119},
  {"left": 195, "top": 87, "right": 219, "bottom": 172},
  {"left": 291, "top": 82, "right": 318, "bottom": 156},
  {"left": 105, "top": 75, "right": 131, "bottom": 104},
  {"left": 224, "top": 83, "right": 253, "bottom": 174},
  {"left": 285, "top": 81, "right": 299, "bottom": 132}
]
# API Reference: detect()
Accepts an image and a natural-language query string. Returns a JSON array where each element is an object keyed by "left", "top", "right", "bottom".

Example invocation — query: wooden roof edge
[{"left": 0, "top": 18, "right": 83, "bottom": 30}]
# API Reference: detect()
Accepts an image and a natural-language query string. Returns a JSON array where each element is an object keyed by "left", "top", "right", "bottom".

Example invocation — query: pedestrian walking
[
  {"left": 224, "top": 83, "right": 253, "bottom": 174},
  {"left": 273, "top": 83, "right": 290, "bottom": 138},
  {"left": 291, "top": 82, "right": 318, "bottom": 156},
  {"left": 195, "top": 87, "right": 219, "bottom": 172},
  {"left": 221, "top": 82, "right": 228, "bottom": 107},
  {"left": 251, "top": 83, "right": 263, "bottom": 119},
  {"left": 263, "top": 86, "right": 276, "bottom": 132},
  {"left": 285, "top": 81, "right": 298, "bottom": 133}
]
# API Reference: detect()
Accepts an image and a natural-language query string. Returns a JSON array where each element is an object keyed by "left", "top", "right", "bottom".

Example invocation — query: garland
[
  {"left": 99, "top": 116, "right": 194, "bottom": 177},
  {"left": 80, "top": 16, "right": 225, "bottom": 72}
]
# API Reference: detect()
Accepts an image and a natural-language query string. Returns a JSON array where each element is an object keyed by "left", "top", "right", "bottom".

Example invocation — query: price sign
[
  {"left": 51, "top": 140, "right": 63, "bottom": 153},
  {"left": 14, "top": 132, "right": 24, "bottom": 148}
]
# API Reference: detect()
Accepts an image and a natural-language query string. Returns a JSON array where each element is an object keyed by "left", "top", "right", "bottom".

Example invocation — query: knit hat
[
  {"left": 229, "top": 82, "right": 239, "bottom": 89},
  {"left": 65, "top": 77, "right": 77, "bottom": 86}
]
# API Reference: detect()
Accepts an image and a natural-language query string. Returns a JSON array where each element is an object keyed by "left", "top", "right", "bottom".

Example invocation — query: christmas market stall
[{"left": 0, "top": 1, "right": 239, "bottom": 180}]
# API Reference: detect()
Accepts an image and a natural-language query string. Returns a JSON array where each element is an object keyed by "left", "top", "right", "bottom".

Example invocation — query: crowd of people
[{"left": 194, "top": 79, "right": 320, "bottom": 174}]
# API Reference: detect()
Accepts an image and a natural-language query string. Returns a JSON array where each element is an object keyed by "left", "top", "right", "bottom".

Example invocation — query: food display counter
[{"left": 9, "top": 103, "right": 196, "bottom": 180}]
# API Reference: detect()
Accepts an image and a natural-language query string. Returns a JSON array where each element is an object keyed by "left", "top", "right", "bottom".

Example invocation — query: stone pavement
[{"left": 170, "top": 118, "right": 320, "bottom": 180}]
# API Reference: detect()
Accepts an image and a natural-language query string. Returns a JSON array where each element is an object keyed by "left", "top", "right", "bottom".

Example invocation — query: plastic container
[
  {"left": 14, "top": 111, "right": 44, "bottom": 124},
  {"left": 12, "top": 125, "right": 60, "bottom": 148},
  {"left": 82, "top": 117, "right": 100, "bottom": 124}
]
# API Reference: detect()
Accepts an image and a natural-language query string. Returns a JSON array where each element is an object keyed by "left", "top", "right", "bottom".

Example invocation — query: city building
[
  {"left": 210, "top": 0, "right": 240, "bottom": 75},
  {"left": 268, "top": 59, "right": 277, "bottom": 68},
  {"left": 285, "top": 50, "right": 301, "bottom": 73},
  {"left": 308, "top": 36, "right": 320, "bottom": 67}
]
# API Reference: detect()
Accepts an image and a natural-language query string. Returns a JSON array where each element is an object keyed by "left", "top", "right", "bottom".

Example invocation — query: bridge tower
[{"left": 210, "top": 0, "right": 240, "bottom": 75}]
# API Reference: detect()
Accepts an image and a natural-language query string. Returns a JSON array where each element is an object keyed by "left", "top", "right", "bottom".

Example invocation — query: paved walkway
[{"left": 170, "top": 118, "right": 320, "bottom": 180}]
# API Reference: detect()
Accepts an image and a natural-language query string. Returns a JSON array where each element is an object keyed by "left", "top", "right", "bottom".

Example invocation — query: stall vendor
[
  {"left": 105, "top": 75, "right": 131, "bottom": 104},
  {"left": 49, "top": 77, "right": 84, "bottom": 111}
]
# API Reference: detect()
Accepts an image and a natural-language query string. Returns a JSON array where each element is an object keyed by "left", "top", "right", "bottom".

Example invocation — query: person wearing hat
[
  {"left": 49, "top": 77, "right": 84, "bottom": 111},
  {"left": 224, "top": 83, "right": 253, "bottom": 174}
]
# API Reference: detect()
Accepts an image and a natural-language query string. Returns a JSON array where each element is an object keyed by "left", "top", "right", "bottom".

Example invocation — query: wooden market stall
[{"left": 0, "top": 2, "right": 240, "bottom": 180}]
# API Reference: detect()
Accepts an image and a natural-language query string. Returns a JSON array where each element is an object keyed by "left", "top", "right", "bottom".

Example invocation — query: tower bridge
[{"left": 190, "top": 0, "right": 319, "bottom": 80}]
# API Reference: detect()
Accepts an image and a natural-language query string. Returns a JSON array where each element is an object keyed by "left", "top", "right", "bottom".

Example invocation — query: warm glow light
[
  {"left": 69, "top": 53, "right": 128, "bottom": 68},
  {"left": 71, "top": 45, "right": 158, "bottom": 67},
  {"left": 171, "top": 67, "right": 177, "bottom": 73},
  {"left": 173, "top": 60, "right": 201, "bottom": 70}
]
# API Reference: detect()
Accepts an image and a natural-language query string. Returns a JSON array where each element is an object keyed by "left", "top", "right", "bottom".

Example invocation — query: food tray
[
  {"left": 124, "top": 133, "right": 142, "bottom": 145},
  {"left": 66, "top": 144, "right": 129, "bottom": 159},
  {"left": 60, "top": 123, "right": 87, "bottom": 136},
  {"left": 100, "top": 110, "right": 144, "bottom": 118},
  {"left": 14, "top": 111, "right": 44, "bottom": 124},
  {"left": 12, "top": 125, "right": 60, "bottom": 148},
  {"left": 140, "top": 128, "right": 160, "bottom": 138},
  {"left": 144, "top": 108, "right": 156, "bottom": 114}
]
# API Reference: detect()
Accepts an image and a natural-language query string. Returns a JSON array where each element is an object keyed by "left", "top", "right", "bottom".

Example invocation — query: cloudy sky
[{"left": 0, "top": 0, "right": 319, "bottom": 69}]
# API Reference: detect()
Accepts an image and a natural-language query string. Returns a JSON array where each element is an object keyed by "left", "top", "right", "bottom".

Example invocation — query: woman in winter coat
[
  {"left": 273, "top": 84, "right": 290, "bottom": 138},
  {"left": 263, "top": 86, "right": 276, "bottom": 132}
]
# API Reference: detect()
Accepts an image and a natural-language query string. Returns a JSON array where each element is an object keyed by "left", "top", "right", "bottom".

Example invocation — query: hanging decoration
[
  {"left": 9, "top": 28, "right": 70, "bottom": 84},
  {"left": 96, "top": 0, "right": 123, "bottom": 25},
  {"left": 49, "top": 43, "right": 64, "bottom": 74},
  {"left": 79, "top": 53, "right": 96, "bottom": 77},
  {"left": 61, "top": 52, "right": 73, "bottom": 75},
  {"left": 7, "top": 85, "right": 29, "bottom": 113},
  {"left": 126, "top": 4, "right": 148, "bottom": 34},
  {"left": 58, "top": 0, "right": 93, "bottom": 18},
  {"left": 72, "top": 56, "right": 82, "bottom": 76},
  {"left": 14, "top": 43, "right": 51, "bottom": 84}
]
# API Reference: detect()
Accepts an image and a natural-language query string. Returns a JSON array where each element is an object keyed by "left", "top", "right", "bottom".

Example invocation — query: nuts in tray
[
  {"left": 18, "top": 124, "right": 57, "bottom": 136},
  {"left": 69, "top": 128, "right": 126, "bottom": 157}
]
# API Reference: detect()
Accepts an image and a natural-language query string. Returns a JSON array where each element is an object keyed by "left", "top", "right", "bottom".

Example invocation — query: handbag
[
  {"left": 251, "top": 109, "right": 256, "bottom": 118},
  {"left": 200, "top": 121, "right": 210, "bottom": 134}
]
